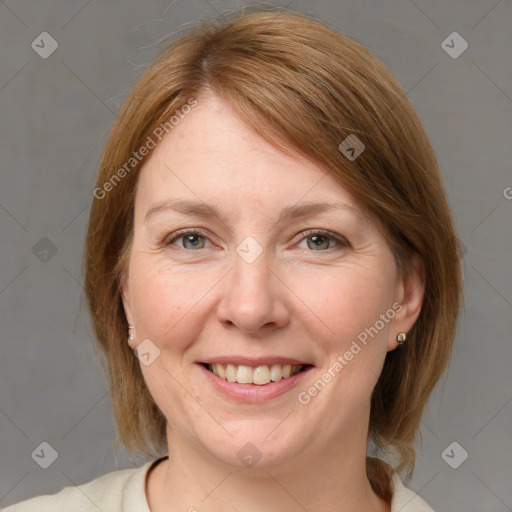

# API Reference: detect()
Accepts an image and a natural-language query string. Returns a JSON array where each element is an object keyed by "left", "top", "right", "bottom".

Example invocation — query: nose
[{"left": 216, "top": 249, "right": 290, "bottom": 334}]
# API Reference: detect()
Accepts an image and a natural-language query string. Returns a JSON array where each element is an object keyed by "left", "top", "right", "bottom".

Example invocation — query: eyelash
[{"left": 163, "top": 228, "right": 349, "bottom": 253}]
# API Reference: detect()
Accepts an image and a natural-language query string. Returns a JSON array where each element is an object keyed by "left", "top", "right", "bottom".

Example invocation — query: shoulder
[
  {"left": 390, "top": 473, "right": 437, "bottom": 512},
  {"left": 2, "top": 458, "right": 160, "bottom": 512}
]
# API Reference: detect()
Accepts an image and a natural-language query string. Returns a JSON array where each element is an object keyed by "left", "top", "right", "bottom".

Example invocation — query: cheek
[
  {"left": 129, "top": 260, "right": 190, "bottom": 345},
  {"left": 128, "top": 256, "right": 223, "bottom": 353},
  {"left": 292, "top": 267, "right": 394, "bottom": 347},
  {"left": 128, "top": 260, "right": 205, "bottom": 430},
  {"left": 297, "top": 271, "right": 393, "bottom": 416}
]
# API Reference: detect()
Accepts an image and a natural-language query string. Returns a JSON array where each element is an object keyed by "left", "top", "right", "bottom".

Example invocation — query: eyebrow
[{"left": 144, "top": 199, "right": 365, "bottom": 225}]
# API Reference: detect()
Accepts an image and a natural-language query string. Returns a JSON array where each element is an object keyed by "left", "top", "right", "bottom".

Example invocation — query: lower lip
[{"left": 197, "top": 364, "right": 313, "bottom": 403}]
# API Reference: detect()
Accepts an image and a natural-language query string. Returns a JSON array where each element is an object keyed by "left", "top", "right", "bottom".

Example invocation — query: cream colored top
[{"left": 2, "top": 456, "right": 436, "bottom": 511}]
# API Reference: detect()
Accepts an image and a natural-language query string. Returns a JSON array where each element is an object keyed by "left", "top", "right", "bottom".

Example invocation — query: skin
[{"left": 121, "top": 93, "right": 424, "bottom": 512}]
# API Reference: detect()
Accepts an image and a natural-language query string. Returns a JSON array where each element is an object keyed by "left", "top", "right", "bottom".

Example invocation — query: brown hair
[{"left": 83, "top": 6, "right": 463, "bottom": 501}]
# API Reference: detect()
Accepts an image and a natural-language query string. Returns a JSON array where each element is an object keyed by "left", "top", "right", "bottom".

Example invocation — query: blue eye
[
  {"left": 167, "top": 230, "right": 210, "bottom": 250},
  {"left": 165, "top": 229, "right": 348, "bottom": 252},
  {"left": 297, "top": 230, "right": 347, "bottom": 251}
]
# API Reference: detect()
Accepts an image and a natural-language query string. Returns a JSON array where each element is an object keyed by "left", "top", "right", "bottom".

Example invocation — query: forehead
[{"left": 135, "top": 94, "right": 365, "bottom": 222}]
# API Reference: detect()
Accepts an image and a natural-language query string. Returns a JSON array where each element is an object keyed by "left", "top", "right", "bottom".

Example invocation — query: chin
[{"left": 193, "top": 421, "right": 308, "bottom": 471}]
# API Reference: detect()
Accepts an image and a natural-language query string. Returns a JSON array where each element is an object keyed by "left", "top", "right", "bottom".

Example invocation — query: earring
[
  {"left": 128, "top": 325, "right": 135, "bottom": 341},
  {"left": 397, "top": 332, "right": 407, "bottom": 345}
]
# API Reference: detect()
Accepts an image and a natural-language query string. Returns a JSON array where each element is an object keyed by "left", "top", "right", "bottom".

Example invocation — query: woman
[{"left": 5, "top": 7, "right": 462, "bottom": 512}]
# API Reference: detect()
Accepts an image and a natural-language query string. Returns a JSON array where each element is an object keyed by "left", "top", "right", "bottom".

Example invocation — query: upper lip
[{"left": 199, "top": 356, "right": 312, "bottom": 366}]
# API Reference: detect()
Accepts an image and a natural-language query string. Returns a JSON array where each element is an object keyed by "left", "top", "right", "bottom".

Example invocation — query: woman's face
[{"left": 121, "top": 93, "right": 422, "bottom": 469}]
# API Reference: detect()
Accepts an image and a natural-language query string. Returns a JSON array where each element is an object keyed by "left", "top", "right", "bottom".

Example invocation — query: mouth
[{"left": 199, "top": 362, "right": 313, "bottom": 386}]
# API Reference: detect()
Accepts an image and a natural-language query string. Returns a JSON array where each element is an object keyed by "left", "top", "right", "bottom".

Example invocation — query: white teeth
[
  {"left": 253, "top": 365, "right": 271, "bottom": 385},
  {"left": 236, "top": 365, "right": 253, "bottom": 384},
  {"left": 225, "top": 364, "right": 237, "bottom": 382},
  {"left": 208, "top": 363, "right": 303, "bottom": 385},
  {"left": 270, "top": 364, "right": 282, "bottom": 381},
  {"left": 217, "top": 363, "right": 226, "bottom": 379}
]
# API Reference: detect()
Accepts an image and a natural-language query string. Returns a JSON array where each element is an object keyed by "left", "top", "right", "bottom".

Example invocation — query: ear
[
  {"left": 387, "top": 252, "right": 425, "bottom": 351},
  {"left": 120, "top": 271, "right": 137, "bottom": 350}
]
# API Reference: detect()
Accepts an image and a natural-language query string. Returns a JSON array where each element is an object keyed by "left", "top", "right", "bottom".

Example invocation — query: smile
[
  {"left": 197, "top": 361, "right": 313, "bottom": 403},
  {"left": 206, "top": 363, "right": 305, "bottom": 385}
]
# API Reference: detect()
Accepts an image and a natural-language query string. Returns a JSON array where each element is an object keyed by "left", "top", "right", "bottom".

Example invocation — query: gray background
[{"left": 1, "top": 0, "right": 511, "bottom": 510}]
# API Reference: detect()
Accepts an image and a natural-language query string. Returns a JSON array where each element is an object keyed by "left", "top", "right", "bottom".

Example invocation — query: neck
[{"left": 146, "top": 423, "right": 391, "bottom": 512}]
